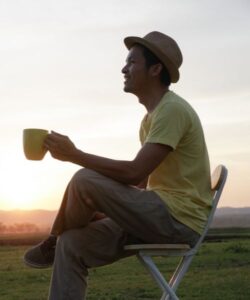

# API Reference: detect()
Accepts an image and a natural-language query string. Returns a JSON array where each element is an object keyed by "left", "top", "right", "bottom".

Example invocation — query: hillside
[
  {"left": 211, "top": 207, "right": 250, "bottom": 228},
  {"left": 0, "top": 209, "right": 56, "bottom": 230},
  {"left": 0, "top": 207, "right": 250, "bottom": 229}
]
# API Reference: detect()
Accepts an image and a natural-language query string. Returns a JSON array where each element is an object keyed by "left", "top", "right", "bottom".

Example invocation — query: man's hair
[{"left": 137, "top": 43, "right": 171, "bottom": 87}]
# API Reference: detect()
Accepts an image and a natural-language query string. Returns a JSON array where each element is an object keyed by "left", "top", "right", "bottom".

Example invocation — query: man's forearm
[
  {"left": 45, "top": 132, "right": 171, "bottom": 186},
  {"left": 70, "top": 149, "right": 141, "bottom": 185}
]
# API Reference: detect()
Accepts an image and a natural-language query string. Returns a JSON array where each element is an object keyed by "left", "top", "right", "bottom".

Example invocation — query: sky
[{"left": 0, "top": 0, "right": 249, "bottom": 210}]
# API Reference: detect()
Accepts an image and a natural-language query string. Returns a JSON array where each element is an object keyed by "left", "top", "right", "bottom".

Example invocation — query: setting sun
[
  {"left": 0, "top": 156, "right": 43, "bottom": 209},
  {"left": 0, "top": 145, "right": 55, "bottom": 210},
  {"left": 0, "top": 142, "right": 78, "bottom": 211}
]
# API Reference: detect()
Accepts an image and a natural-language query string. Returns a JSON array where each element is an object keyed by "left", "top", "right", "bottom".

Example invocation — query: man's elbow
[
  {"left": 121, "top": 161, "right": 148, "bottom": 185},
  {"left": 126, "top": 170, "right": 145, "bottom": 186}
]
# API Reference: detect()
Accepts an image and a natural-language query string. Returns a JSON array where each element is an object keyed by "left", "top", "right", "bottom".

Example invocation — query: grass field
[{"left": 0, "top": 233, "right": 250, "bottom": 299}]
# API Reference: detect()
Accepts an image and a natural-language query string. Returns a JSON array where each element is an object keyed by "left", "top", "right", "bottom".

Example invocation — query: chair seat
[
  {"left": 125, "top": 244, "right": 192, "bottom": 258},
  {"left": 124, "top": 244, "right": 191, "bottom": 251}
]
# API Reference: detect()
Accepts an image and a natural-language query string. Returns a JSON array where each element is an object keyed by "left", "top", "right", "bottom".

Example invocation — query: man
[{"left": 24, "top": 31, "right": 213, "bottom": 299}]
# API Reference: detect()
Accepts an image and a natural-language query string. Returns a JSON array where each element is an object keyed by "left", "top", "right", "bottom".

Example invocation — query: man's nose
[{"left": 121, "top": 64, "right": 128, "bottom": 74}]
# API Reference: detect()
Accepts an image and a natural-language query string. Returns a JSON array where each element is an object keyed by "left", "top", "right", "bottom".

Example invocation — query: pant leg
[
  {"left": 51, "top": 180, "right": 96, "bottom": 236},
  {"left": 48, "top": 218, "right": 133, "bottom": 300},
  {"left": 51, "top": 168, "right": 199, "bottom": 246}
]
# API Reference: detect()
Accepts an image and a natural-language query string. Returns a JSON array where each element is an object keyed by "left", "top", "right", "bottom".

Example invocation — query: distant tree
[
  {"left": 4, "top": 223, "right": 40, "bottom": 233},
  {"left": 13, "top": 223, "right": 40, "bottom": 233},
  {"left": 0, "top": 222, "right": 7, "bottom": 233}
]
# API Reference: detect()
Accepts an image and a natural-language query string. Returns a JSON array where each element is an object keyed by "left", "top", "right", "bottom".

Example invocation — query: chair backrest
[{"left": 192, "top": 165, "right": 228, "bottom": 252}]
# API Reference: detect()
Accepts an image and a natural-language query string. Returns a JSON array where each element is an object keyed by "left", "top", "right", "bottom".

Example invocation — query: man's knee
[
  {"left": 57, "top": 229, "right": 93, "bottom": 256},
  {"left": 72, "top": 168, "right": 100, "bottom": 183},
  {"left": 70, "top": 168, "right": 103, "bottom": 190}
]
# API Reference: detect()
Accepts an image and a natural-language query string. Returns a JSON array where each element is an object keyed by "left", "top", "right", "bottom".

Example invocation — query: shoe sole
[{"left": 23, "top": 257, "right": 53, "bottom": 269}]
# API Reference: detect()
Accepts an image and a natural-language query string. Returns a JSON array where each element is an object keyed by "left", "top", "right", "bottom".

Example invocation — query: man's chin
[{"left": 123, "top": 84, "right": 132, "bottom": 93}]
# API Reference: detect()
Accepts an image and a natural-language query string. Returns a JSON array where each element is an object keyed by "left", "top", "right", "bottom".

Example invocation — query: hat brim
[{"left": 124, "top": 36, "right": 179, "bottom": 83}]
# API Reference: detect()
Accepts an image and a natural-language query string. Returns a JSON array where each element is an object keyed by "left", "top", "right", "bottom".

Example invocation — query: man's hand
[
  {"left": 91, "top": 212, "right": 107, "bottom": 222},
  {"left": 44, "top": 131, "right": 79, "bottom": 162}
]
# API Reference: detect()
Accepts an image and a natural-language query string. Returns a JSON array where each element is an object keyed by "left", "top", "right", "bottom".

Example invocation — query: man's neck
[{"left": 139, "top": 86, "right": 169, "bottom": 113}]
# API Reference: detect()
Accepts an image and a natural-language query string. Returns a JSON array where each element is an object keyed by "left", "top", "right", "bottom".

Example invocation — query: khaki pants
[{"left": 48, "top": 168, "right": 199, "bottom": 300}]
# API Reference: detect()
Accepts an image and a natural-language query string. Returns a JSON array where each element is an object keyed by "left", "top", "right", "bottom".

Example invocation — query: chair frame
[{"left": 124, "top": 165, "right": 228, "bottom": 300}]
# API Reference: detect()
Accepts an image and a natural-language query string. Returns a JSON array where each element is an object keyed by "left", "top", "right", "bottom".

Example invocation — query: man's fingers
[
  {"left": 45, "top": 132, "right": 66, "bottom": 145},
  {"left": 44, "top": 138, "right": 57, "bottom": 149},
  {"left": 51, "top": 131, "right": 67, "bottom": 138}
]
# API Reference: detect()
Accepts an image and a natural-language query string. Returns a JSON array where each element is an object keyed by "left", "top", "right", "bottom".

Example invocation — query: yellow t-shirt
[{"left": 140, "top": 91, "right": 213, "bottom": 234}]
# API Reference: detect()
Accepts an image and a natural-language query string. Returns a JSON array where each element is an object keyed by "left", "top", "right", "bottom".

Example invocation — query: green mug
[{"left": 23, "top": 128, "right": 49, "bottom": 160}]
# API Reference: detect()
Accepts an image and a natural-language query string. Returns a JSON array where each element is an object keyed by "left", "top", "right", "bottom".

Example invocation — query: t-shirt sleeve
[{"left": 145, "top": 102, "right": 190, "bottom": 149}]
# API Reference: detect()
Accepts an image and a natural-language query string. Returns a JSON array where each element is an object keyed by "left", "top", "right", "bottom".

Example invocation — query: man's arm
[{"left": 45, "top": 131, "right": 172, "bottom": 185}]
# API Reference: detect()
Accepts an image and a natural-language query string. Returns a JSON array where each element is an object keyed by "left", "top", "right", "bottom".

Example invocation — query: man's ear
[{"left": 149, "top": 63, "right": 163, "bottom": 77}]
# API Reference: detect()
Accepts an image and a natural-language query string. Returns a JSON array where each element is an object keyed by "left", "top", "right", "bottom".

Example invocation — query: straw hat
[{"left": 124, "top": 31, "right": 183, "bottom": 83}]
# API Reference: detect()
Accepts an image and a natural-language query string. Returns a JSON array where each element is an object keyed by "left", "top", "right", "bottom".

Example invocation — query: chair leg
[
  {"left": 168, "top": 255, "right": 194, "bottom": 291},
  {"left": 137, "top": 253, "right": 179, "bottom": 300},
  {"left": 160, "top": 292, "right": 168, "bottom": 300}
]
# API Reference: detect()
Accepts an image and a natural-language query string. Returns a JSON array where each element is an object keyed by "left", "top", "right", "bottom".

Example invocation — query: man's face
[{"left": 122, "top": 45, "right": 149, "bottom": 95}]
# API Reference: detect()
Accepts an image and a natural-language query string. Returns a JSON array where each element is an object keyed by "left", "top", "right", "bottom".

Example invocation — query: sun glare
[
  {"left": 0, "top": 166, "right": 39, "bottom": 210},
  {"left": 0, "top": 149, "right": 53, "bottom": 210}
]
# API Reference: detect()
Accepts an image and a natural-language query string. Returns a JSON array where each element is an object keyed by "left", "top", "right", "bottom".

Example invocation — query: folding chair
[{"left": 124, "top": 165, "right": 228, "bottom": 300}]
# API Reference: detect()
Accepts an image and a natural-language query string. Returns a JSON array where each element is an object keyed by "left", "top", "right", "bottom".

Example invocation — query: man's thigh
[
  {"left": 69, "top": 169, "right": 173, "bottom": 243},
  {"left": 66, "top": 168, "right": 199, "bottom": 245}
]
